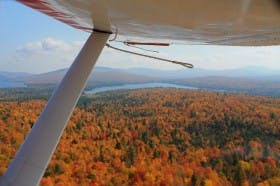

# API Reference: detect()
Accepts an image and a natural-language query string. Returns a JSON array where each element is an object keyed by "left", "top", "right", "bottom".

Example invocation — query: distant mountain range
[
  {"left": 1, "top": 66, "right": 280, "bottom": 96},
  {"left": 1, "top": 66, "right": 279, "bottom": 85},
  {"left": 0, "top": 71, "right": 32, "bottom": 81},
  {"left": 120, "top": 66, "right": 280, "bottom": 80}
]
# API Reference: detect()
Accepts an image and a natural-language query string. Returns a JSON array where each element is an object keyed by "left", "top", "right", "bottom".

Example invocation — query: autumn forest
[{"left": 0, "top": 89, "right": 280, "bottom": 185}]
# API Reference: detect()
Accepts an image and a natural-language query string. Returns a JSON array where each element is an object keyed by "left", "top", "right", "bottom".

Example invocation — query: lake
[
  {"left": 0, "top": 81, "right": 26, "bottom": 88},
  {"left": 85, "top": 82, "right": 198, "bottom": 94}
]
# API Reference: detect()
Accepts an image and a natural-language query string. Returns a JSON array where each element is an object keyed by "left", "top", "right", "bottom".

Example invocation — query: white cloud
[
  {"left": 16, "top": 38, "right": 78, "bottom": 54},
  {"left": 11, "top": 38, "right": 84, "bottom": 73},
  {"left": 41, "top": 38, "right": 70, "bottom": 51}
]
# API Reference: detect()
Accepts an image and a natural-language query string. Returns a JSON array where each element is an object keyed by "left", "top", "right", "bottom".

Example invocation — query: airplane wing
[{"left": 17, "top": 0, "right": 280, "bottom": 46}]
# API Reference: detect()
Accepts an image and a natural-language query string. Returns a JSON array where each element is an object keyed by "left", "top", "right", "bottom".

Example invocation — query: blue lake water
[
  {"left": 85, "top": 83, "right": 198, "bottom": 94},
  {"left": 0, "top": 81, "right": 26, "bottom": 88}
]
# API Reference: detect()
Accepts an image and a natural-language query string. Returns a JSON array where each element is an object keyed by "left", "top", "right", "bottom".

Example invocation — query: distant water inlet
[
  {"left": 85, "top": 83, "right": 198, "bottom": 94},
  {"left": 0, "top": 81, "right": 26, "bottom": 88}
]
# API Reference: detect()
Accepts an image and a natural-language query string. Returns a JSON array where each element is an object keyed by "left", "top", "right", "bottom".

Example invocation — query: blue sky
[{"left": 1, "top": 1, "right": 280, "bottom": 73}]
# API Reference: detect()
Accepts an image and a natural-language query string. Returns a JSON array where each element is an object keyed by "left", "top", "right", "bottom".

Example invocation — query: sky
[{"left": 0, "top": 1, "right": 280, "bottom": 74}]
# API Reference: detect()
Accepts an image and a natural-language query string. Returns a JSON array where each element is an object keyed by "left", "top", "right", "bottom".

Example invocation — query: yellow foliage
[{"left": 204, "top": 179, "right": 213, "bottom": 186}]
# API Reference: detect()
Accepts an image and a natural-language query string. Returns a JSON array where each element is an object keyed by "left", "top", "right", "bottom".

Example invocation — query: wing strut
[{"left": 0, "top": 31, "right": 109, "bottom": 186}]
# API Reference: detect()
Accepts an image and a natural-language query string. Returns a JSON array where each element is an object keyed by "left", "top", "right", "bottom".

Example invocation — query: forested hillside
[{"left": 0, "top": 89, "right": 279, "bottom": 185}]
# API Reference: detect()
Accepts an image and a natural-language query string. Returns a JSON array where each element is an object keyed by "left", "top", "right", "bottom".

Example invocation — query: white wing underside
[{"left": 18, "top": 0, "right": 280, "bottom": 46}]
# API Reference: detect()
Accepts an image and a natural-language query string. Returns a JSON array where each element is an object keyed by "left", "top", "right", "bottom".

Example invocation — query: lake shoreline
[{"left": 84, "top": 82, "right": 199, "bottom": 94}]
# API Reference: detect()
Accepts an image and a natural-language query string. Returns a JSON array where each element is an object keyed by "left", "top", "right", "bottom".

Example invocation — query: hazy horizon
[{"left": 1, "top": 65, "right": 280, "bottom": 75}]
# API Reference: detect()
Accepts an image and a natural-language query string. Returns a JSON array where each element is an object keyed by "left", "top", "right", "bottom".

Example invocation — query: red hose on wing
[{"left": 124, "top": 41, "right": 170, "bottom": 46}]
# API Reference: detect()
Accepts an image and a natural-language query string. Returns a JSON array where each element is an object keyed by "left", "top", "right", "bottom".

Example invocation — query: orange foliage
[{"left": 0, "top": 89, "right": 279, "bottom": 185}]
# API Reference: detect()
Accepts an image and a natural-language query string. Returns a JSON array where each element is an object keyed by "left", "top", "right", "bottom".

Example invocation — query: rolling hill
[{"left": 20, "top": 67, "right": 163, "bottom": 85}]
